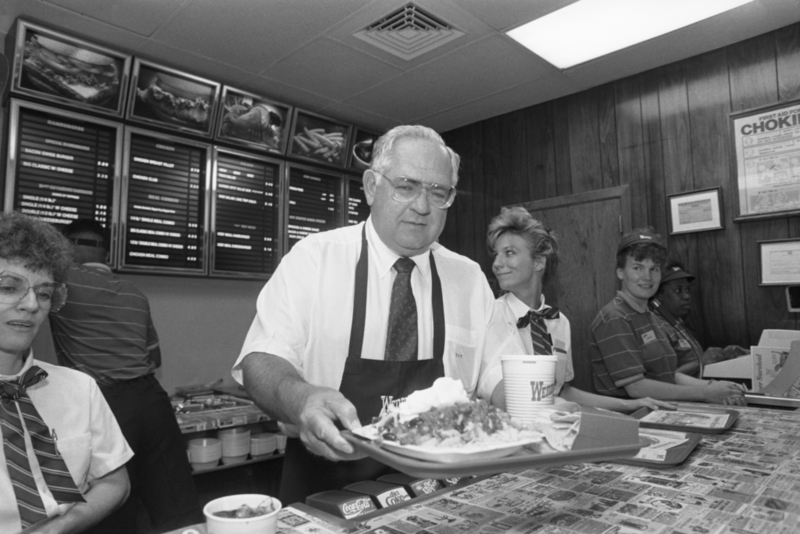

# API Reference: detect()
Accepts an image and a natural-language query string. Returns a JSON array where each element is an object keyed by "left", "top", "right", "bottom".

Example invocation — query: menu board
[
  {"left": 347, "top": 176, "right": 370, "bottom": 225},
  {"left": 212, "top": 148, "right": 282, "bottom": 277},
  {"left": 120, "top": 128, "right": 209, "bottom": 273},
  {"left": 4, "top": 99, "right": 121, "bottom": 232},
  {"left": 286, "top": 164, "right": 342, "bottom": 249}
]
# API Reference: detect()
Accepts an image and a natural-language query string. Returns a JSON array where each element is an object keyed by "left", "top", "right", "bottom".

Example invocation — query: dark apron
[{"left": 279, "top": 228, "right": 446, "bottom": 505}]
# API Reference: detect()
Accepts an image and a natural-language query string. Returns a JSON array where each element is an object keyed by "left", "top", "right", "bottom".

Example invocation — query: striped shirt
[
  {"left": 589, "top": 291, "right": 677, "bottom": 397},
  {"left": 48, "top": 263, "right": 159, "bottom": 385}
]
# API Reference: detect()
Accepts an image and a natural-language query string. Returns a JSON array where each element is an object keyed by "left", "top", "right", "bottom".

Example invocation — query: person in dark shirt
[{"left": 48, "top": 219, "right": 200, "bottom": 534}]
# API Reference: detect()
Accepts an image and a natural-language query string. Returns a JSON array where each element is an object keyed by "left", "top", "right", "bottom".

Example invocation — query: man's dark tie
[
  {"left": 516, "top": 307, "right": 560, "bottom": 355},
  {"left": 1, "top": 365, "right": 85, "bottom": 528},
  {"left": 385, "top": 257, "right": 418, "bottom": 361}
]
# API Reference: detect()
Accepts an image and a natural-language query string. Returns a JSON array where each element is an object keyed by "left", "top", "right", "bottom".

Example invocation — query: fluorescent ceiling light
[{"left": 507, "top": 0, "right": 755, "bottom": 69}]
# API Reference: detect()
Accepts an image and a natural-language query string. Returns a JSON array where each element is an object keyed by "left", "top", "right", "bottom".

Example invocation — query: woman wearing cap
[
  {"left": 485, "top": 207, "right": 673, "bottom": 412},
  {"left": 650, "top": 261, "right": 749, "bottom": 377},
  {"left": 588, "top": 227, "right": 746, "bottom": 406},
  {"left": 0, "top": 212, "right": 132, "bottom": 533}
]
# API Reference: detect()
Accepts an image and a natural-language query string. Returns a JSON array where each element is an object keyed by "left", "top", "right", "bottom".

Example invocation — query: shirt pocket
[
  {"left": 445, "top": 324, "right": 478, "bottom": 393},
  {"left": 56, "top": 432, "right": 92, "bottom": 488}
]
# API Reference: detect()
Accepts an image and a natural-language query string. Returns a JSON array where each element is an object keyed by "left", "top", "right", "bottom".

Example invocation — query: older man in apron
[{"left": 232, "top": 125, "right": 502, "bottom": 505}]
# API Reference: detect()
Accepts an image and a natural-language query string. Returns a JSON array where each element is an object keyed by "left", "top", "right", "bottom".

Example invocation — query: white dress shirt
[
  {"left": 484, "top": 292, "right": 574, "bottom": 396},
  {"left": 233, "top": 218, "right": 500, "bottom": 400},
  {"left": 0, "top": 353, "right": 133, "bottom": 532}
]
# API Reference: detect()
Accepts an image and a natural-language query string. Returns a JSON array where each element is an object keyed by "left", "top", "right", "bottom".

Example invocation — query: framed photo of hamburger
[
  {"left": 348, "top": 128, "right": 381, "bottom": 171},
  {"left": 215, "top": 86, "right": 293, "bottom": 154},
  {"left": 128, "top": 59, "right": 221, "bottom": 138},
  {"left": 288, "top": 109, "right": 353, "bottom": 168},
  {"left": 7, "top": 19, "right": 131, "bottom": 118}
]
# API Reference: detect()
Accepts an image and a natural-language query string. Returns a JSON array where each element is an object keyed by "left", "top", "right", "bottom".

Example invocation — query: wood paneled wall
[{"left": 440, "top": 23, "right": 800, "bottom": 349}]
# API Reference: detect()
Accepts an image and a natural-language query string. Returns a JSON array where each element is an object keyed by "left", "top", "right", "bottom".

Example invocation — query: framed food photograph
[
  {"left": 667, "top": 187, "right": 724, "bottom": 235},
  {"left": 729, "top": 98, "right": 800, "bottom": 221},
  {"left": 214, "top": 86, "right": 293, "bottom": 154},
  {"left": 7, "top": 19, "right": 131, "bottom": 117},
  {"left": 348, "top": 128, "right": 382, "bottom": 171},
  {"left": 759, "top": 239, "right": 800, "bottom": 286},
  {"left": 288, "top": 109, "right": 352, "bottom": 168},
  {"left": 127, "top": 58, "right": 220, "bottom": 138}
]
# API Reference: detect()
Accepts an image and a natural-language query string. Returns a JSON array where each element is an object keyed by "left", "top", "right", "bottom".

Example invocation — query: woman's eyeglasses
[{"left": 0, "top": 271, "right": 67, "bottom": 312}]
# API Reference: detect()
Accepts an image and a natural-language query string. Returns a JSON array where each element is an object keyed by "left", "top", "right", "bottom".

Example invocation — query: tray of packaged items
[
  {"left": 611, "top": 429, "right": 703, "bottom": 467},
  {"left": 341, "top": 379, "right": 642, "bottom": 480},
  {"left": 173, "top": 394, "right": 269, "bottom": 432},
  {"left": 629, "top": 404, "right": 739, "bottom": 434}
]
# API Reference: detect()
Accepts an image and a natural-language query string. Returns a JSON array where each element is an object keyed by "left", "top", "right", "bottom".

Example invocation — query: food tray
[
  {"left": 630, "top": 405, "right": 739, "bottom": 434},
  {"left": 612, "top": 432, "right": 703, "bottom": 467},
  {"left": 341, "top": 431, "right": 642, "bottom": 479}
]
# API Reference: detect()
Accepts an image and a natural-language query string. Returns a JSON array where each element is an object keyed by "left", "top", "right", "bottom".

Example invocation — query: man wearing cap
[
  {"left": 650, "top": 261, "right": 750, "bottom": 376},
  {"left": 588, "top": 227, "right": 745, "bottom": 405}
]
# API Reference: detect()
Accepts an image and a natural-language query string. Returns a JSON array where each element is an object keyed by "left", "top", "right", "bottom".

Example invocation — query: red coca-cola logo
[{"left": 340, "top": 498, "right": 374, "bottom": 517}]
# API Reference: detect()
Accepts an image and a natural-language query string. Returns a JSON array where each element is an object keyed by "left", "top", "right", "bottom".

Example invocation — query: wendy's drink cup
[{"left": 500, "top": 355, "right": 558, "bottom": 424}]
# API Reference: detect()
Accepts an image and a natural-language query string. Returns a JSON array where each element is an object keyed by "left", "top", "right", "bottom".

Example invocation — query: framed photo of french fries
[
  {"left": 127, "top": 58, "right": 220, "bottom": 138},
  {"left": 7, "top": 19, "right": 132, "bottom": 118},
  {"left": 348, "top": 128, "right": 382, "bottom": 171},
  {"left": 288, "top": 109, "right": 353, "bottom": 168},
  {"left": 215, "top": 86, "right": 293, "bottom": 154}
]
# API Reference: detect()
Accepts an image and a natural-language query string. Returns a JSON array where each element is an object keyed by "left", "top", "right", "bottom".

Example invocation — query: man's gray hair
[{"left": 370, "top": 125, "right": 460, "bottom": 187}]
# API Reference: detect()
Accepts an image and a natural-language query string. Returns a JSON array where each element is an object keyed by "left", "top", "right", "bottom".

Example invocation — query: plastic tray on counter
[
  {"left": 629, "top": 405, "right": 739, "bottom": 434},
  {"left": 341, "top": 431, "right": 642, "bottom": 480},
  {"left": 612, "top": 432, "right": 703, "bottom": 468}
]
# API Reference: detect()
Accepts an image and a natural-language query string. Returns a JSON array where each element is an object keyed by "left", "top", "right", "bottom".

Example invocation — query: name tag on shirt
[
  {"left": 641, "top": 330, "right": 657, "bottom": 344},
  {"left": 677, "top": 339, "right": 692, "bottom": 350}
]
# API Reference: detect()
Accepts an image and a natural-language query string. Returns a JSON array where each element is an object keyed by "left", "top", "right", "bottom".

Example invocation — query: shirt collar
[
  {"left": 617, "top": 290, "right": 648, "bottom": 313},
  {"left": 365, "top": 217, "right": 431, "bottom": 281},
  {"left": 506, "top": 292, "right": 550, "bottom": 318},
  {"left": 0, "top": 350, "right": 34, "bottom": 381}
]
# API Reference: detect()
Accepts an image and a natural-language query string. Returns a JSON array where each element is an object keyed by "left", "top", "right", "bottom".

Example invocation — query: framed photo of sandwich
[
  {"left": 7, "top": 19, "right": 131, "bottom": 118},
  {"left": 348, "top": 128, "right": 382, "bottom": 171},
  {"left": 215, "top": 86, "right": 293, "bottom": 154},
  {"left": 127, "top": 59, "right": 221, "bottom": 138},
  {"left": 288, "top": 109, "right": 352, "bottom": 168}
]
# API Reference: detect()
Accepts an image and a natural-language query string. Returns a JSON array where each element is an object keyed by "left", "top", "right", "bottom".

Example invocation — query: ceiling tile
[
  {"left": 453, "top": 0, "right": 578, "bottom": 31},
  {"left": 42, "top": 0, "right": 184, "bottom": 36},
  {"left": 246, "top": 74, "right": 338, "bottom": 114},
  {"left": 421, "top": 74, "right": 585, "bottom": 132},
  {"left": 263, "top": 38, "right": 403, "bottom": 102},
  {"left": 316, "top": 101, "right": 398, "bottom": 133},
  {"left": 347, "top": 35, "right": 557, "bottom": 121},
  {"left": 139, "top": 41, "right": 256, "bottom": 88},
  {"left": 152, "top": 0, "right": 368, "bottom": 72}
]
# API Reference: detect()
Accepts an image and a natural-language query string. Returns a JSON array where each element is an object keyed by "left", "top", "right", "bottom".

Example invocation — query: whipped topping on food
[{"left": 393, "top": 377, "right": 470, "bottom": 416}]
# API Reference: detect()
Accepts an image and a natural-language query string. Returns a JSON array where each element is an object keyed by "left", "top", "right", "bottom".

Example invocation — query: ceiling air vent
[{"left": 354, "top": 3, "right": 464, "bottom": 61}]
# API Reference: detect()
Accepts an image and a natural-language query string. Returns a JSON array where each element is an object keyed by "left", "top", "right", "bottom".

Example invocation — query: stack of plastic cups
[
  {"left": 187, "top": 437, "right": 222, "bottom": 471},
  {"left": 219, "top": 427, "right": 251, "bottom": 465},
  {"left": 500, "top": 355, "right": 558, "bottom": 425},
  {"left": 250, "top": 432, "right": 277, "bottom": 459}
]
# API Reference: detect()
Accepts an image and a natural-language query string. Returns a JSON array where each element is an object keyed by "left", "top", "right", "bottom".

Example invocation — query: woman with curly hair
[
  {"left": 485, "top": 207, "right": 671, "bottom": 412},
  {"left": 0, "top": 212, "right": 132, "bottom": 533}
]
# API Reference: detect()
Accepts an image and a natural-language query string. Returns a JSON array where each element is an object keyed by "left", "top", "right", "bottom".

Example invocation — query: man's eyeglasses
[
  {"left": 0, "top": 271, "right": 67, "bottom": 312},
  {"left": 373, "top": 171, "right": 456, "bottom": 209}
]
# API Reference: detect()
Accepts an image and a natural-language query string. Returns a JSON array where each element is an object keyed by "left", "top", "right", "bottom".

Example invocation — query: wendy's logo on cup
[{"left": 529, "top": 380, "right": 556, "bottom": 401}]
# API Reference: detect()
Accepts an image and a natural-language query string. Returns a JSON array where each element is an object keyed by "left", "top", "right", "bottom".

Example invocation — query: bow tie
[
  {"left": 1, "top": 366, "right": 48, "bottom": 401},
  {"left": 516, "top": 306, "right": 560, "bottom": 328}
]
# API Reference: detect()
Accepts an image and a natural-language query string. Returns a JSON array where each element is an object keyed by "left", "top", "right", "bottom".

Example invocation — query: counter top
[{"left": 170, "top": 404, "right": 800, "bottom": 534}]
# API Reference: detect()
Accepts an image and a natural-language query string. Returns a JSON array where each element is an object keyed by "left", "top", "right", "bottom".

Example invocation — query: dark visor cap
[
  {"left": 616, "top": 231, "right": 665, "bottom": 254},
  {"left": 661, "top": 265, "right": 696, "bottom": 284}
]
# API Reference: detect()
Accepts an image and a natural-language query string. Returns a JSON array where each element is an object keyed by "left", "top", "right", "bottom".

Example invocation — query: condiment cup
[{"left": 204, "top": 494, "right": 281, "bottom": 534}]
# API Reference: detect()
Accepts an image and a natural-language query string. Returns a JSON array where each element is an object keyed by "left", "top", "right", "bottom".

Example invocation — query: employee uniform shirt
[
  {"left": 650, "top": 303, "right": 704, "bottom": 376},
  {"left": 485, "top": 292, "right": 574, "bottom": 396},
  {"left": 49, "top": 263, "right": 159, "bottom": 385},
  {"left": 589, "top": 291, "right": 678, "bottom": 397},
  {"left": 0, "top": 354, "right": 133, "bottom": 532},
  {"left": 234, "top": 218, "right": 500, "bottom": 400}
]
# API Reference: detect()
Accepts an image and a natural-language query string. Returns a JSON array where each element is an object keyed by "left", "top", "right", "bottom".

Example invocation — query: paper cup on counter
[
  {"left": 204, "top": 494, "right": 281, "bottom": 534},
  {"left": 501, "top": 355, "right": 558, "bottom": 424},
  {"left": 275, "top": 433, "right": 287, "bottom": 454}
]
